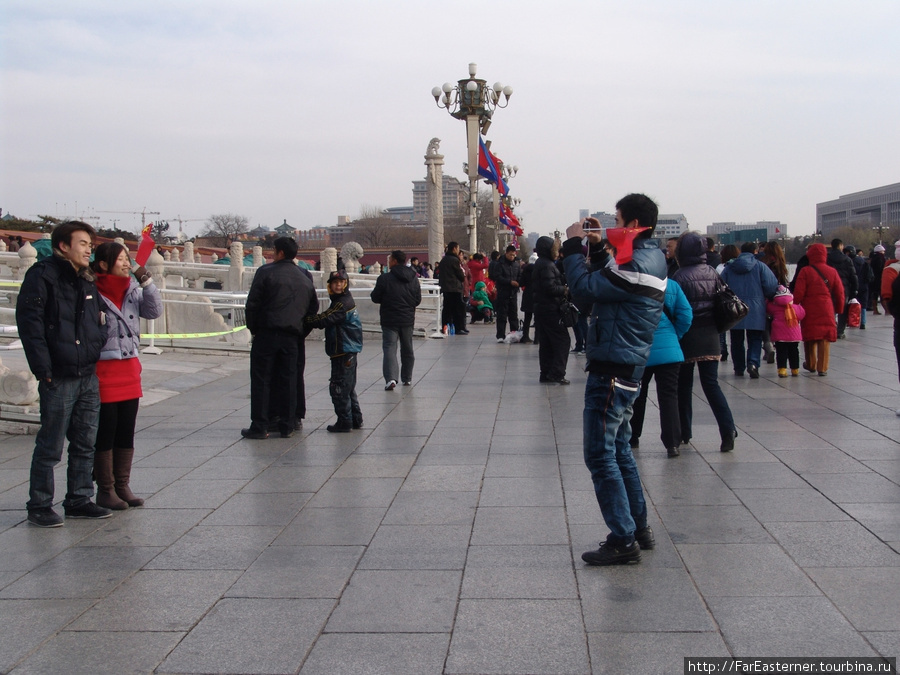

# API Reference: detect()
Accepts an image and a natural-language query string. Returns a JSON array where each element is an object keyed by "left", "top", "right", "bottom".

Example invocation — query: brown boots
[
  {"left": 113, "top": 448, "right": 144, "bottom": 507},
  {"left": 94, "top": 450, "right": 128, "bottom": 510},
  {"left": 94, "top": 448, "right": 144, "bottom": 509}
]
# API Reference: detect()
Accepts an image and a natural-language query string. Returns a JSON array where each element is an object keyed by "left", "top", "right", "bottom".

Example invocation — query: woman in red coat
[{"left": 793, "top": 243, "right": 844, "bottom": 376}]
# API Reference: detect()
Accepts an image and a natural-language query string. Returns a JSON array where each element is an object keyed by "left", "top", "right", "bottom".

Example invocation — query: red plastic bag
[{"left": 848, "top": 299, "right": 861, "bottom": 328}]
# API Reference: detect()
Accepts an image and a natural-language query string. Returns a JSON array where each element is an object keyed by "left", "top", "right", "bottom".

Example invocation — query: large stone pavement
[{"left": 0, "top": 315, "right": 898, "bottom": 674}]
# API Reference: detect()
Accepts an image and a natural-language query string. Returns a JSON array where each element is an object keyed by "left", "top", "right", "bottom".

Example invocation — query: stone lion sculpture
[{"left": 340, "top": 242, "right": 364, "bottom": 274}]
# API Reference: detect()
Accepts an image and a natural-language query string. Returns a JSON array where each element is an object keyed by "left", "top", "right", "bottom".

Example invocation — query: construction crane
[{"left": 96, "top": 208, "right": 160, "bottom": 231}]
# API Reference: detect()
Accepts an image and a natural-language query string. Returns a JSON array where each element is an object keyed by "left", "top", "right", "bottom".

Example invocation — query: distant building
[
  {"left": 247, "top": 225, "right": 271, "bottom": 240},
  {"left": 412, "top": 174, "right": 467, "bottom": 221},
  {"left": 589, "top": 212, "right": 617, "bottom": 230},
  {"left": 383, "top": 207, "right": 415, "bottom": 222},
  {"left": 655, "top": 214, "right": 690, "bottom": 239},
  {"left": 275, "top": 219, "right": 295, "bottom": 237},
  {"left": 817, "top": 182, "right": 900, "bottom": 239},
  {"left": 708, "top": 221, "right": 786, "bottom": 246}
]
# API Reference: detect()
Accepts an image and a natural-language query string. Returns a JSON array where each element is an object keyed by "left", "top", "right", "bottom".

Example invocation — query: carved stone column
[
  {"left": 253, "top": 245, "right": 264, "bottom": 267},
  {"left": 321, "top": 247, "right": 337, "bottom": 281},
  {"left": 228, "top": 242, "right": 244, "bottom": 291},
  {"left": 425, "top": 137, "right": 445, "bottom": 268}
]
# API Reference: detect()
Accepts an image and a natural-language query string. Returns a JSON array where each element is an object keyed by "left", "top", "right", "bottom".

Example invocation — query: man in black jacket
[
  {"left": 371, "top": 250, "right": 422, "bottom": 389},
  {"left": 493, "top": 244, "right": 522, "bottom": 342},
  {"left": 16, "top": 221, "right": 111, "bottom": 527},
  {"left": 827, "top": 239, "right": 858, "bottom": 339},
  {"left": 438, "top": 242, "right": 468, "bottom": 334},
  {"left": 242, "top": 237, "right": 318, "bottom": 439}
]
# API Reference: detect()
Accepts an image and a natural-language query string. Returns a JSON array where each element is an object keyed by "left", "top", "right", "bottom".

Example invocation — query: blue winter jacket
[
  {"left": 562, "top": 237, "right": 667, "bottom": 381},
  {"left": 719, "top": 252, "right": 778, "bottom": 331},
  {"left": 305, "top": 289, "right": 363, "bottom": 358},
  {"left": 646, "top": 279, "right": 693, "bottom": 367}
]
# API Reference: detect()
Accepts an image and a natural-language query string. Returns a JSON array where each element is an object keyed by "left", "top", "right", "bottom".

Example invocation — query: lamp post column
[{"left": 465, "top": 115, "right": 480, "bottom": 253}]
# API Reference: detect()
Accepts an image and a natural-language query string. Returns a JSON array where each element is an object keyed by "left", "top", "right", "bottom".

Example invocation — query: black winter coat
[
  {"left": 826, "top": 248, "right": 858, "bottom": 303},
  {"left": 671, "top": 234, "right": 721, "bottom": 362},
  {"left": 371, "top": 264, "right": 422, "bottom": 327},
  {"left": 532, "top": 255, "right": 567, "bottom": 314},
  {"left": 438, "top": 253, "right": 465, "bottom": 294},
  {"left": 16, "top": 254, "right": 108, "bottom": 381},
  {"left": 245, "top": 259, "right": 319, "bottom": 335},
  {"left": 492, "top": 257, "right": 521, "bottom": 295},
  {"left": 851, "top": 255, "right": 873, "bottom": 307}
]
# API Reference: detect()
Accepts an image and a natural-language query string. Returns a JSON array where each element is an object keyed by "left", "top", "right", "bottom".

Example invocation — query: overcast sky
[{"left": 2, "top": 0, "right": 898, "bottom": 240}]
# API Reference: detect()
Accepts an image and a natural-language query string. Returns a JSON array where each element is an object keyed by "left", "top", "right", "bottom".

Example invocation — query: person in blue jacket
[
  {"left": 562, "top": 193, "right": 667, "bottom": 567},
  {"left": 305, "top": 270, "right": 363, "bottom": 433},
  {"left": 629, "top": 278, "right": 693, "bottom": 457},
  {"left": 720, "top": 242, "right": 778, "bottom": 378}
]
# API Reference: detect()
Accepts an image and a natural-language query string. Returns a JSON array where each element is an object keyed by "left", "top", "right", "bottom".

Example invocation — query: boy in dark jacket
[
  {"left": 305, "top": 270, "right": 363, "bottom": 432},
  {"left": 16, "top": 221, "right": 111, "bottom": 527}
]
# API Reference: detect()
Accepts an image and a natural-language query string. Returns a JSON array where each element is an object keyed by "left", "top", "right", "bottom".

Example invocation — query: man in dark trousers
[
  {"left": 371, "top": 250, "right": 422, "bottom": 389},
  {"left": 242, "top": 237, "right": 318, "bottom": 439},
  {"left": 17, "top": 221, "right": 111, "bottom": 527},
  {"left": 438, "top": 241, "right": 468, "bottom": 334},
  {"left": 493, "top": 244, "right": 522, "bottom": 342},
  {"left": 827, "top": 238, "right": 858, "bottom": 339}
]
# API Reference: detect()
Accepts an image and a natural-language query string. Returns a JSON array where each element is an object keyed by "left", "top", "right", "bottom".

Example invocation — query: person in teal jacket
[
  {"left": 468, "top": 280, "right": 494, "bottom": 323},
  {"left": 305, "top": 270, "right": 363, "bottom": 432},
  {"left": 629, "top": 278, "right": 693, "bottom": 457}
]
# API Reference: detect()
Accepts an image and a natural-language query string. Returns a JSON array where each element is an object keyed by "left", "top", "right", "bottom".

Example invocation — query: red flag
[
  {"left": 605, "top": 227, "right": 650, "bottom": 265},
  {"left": 135, "top": 223, "right": 155, "bottom": 266}
]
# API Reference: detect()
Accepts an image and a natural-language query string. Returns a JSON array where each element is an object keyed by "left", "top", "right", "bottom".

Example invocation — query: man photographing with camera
[{"left": 561, "top": 193, "right": 667, "bottom": 566}]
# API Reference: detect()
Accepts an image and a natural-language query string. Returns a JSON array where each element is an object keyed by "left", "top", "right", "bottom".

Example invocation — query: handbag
[
  {"left": 713, "top": 280, "right": 749, "bottom": 333},
  {"left": 559, "top": 300, "right": 580, "bottom": 328}
]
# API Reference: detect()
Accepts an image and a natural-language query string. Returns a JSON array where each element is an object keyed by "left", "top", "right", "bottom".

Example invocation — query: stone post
[
  {"left": 228, "top": 242, "right": 244, "bottom": 291},
  {"left": 253, "top": 245, "right": 264, "bottom": 267},
  {"left": 321, "top": 247, "right": 337, "bottom": 281},
  {"left": 16, "top": 241, "right": 37, "bottom": 278},
  {"left": 425, "top": 137, "right": 445, "bottom": 268},
  {"left": 184, "top": 241, "right": 194, "bottom": 263}
]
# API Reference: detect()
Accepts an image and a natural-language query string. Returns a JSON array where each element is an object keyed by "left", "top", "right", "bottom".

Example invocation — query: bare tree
[{"left": 200, "top": 213, "right": 250, "bottom": 248}]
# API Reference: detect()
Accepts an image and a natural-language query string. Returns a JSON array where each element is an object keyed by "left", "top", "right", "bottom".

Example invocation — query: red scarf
[{"left": 94, "top": 273, "right": 131, "bottom": 309}]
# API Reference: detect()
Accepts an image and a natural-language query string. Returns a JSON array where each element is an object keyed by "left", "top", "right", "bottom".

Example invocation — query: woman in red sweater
[{"left": 90, "top": 243, "right": 163, "bottom": 509}]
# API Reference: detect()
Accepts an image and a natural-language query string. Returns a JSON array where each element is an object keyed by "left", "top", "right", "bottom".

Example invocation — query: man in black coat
[
  {"left": 532, "top": 236, "right": 570, "bottom": 382},
  {"left": 493, "top": 244, "right": 522, "bottom": 342},
  {"left": 827, "top": 238, "right": 859, "bottom": 339},
  {"left": 371, "top": 250, "right": 422, "bottom": 389},
  {"left": 243, "top": 237, "right": 318, "bottom": 439},
  {"left": 17, "top": 221, "right": 111, "bottom": 527},
  {"left": 705, "top": 237, "right": 722, "bottom": 268},
  {"left": 438, "top": 242, "right": 468, "bottom": 334}
]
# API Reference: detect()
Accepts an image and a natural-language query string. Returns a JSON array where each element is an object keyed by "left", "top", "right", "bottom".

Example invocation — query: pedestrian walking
[{"left": 371, "top": 250, "right": 421, "bottom": 390}]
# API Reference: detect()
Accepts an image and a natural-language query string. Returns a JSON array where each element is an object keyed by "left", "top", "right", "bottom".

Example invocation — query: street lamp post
[
  {"left": 432, "top": 63, "right": 513, "bottom": 253},
  {"left": 873, "top": 222, "right": 885, "bottom": 246}
]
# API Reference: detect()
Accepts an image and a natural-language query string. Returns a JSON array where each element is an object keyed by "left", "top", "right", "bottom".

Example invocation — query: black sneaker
[
  {"left": 635, "top": 526, "right": 656, "bottom": 550},
  {"left": 241, "top": 427, "right": 268, "bottom": 440},
  {"left": 64, "top": 502, "right": 113, "bottom": 519},
  {"left": 667, "top": 446, "right": 680, "bottom": 458},
  {"left": 352, "top": 418, "right": 363, "bottom": 430},
  {"left": 326, "top": 422, "right": 353, "bottom": 433},
  {"left": 27, "top": 508, "right": 64, "bottom": 528},
  {"left": 747, "top": 365, "right": 759, "bottom": 379},
  {"left": 582, "top": 540, "right": 641, "bottom": 566}
]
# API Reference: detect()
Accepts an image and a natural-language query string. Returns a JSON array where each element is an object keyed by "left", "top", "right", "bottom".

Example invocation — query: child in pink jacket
[{"left": 767, "top": 285, "right": 807, "bottom": 377}]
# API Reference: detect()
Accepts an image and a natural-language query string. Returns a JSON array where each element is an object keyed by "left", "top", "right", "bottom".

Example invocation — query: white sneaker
[
  {"left": 497, "top": 338, "right": 506, "bottom": 344},
  {"left": 385, "top": 380, "right": 397, "bottom": 391}
]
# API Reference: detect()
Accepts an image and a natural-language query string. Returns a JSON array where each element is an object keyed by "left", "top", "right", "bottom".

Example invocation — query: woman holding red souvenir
[{"left": 89, "top": 242, "right": 163, "bottom": 509}]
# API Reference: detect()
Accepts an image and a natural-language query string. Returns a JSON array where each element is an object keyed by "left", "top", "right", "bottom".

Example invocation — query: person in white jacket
[{"left": 89, "top": 242, "right": 162, "bottom": 510}]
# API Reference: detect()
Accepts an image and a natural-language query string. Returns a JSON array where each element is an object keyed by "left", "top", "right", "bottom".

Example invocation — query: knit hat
[
  {"left": 874, "top": 244, "right": 885, "bottom": 253},
  {"left": 774, "top": 285, "right": 790, "bottom": 297}
]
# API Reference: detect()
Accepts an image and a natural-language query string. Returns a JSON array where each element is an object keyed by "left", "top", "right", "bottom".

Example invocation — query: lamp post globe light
[{"left": 432, "top": 62, "right": 513, "bottom": 253}]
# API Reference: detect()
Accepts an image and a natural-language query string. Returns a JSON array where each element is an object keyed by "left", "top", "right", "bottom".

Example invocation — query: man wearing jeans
[
  {"left": 16, "top": 221, "right": 110, "bottom": 527},
  {"left": 371, "top": 250, "right": 421, "bottom": 390},
  {"left": 562, "top": 194, "right": 667, "bottom": 566}
]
